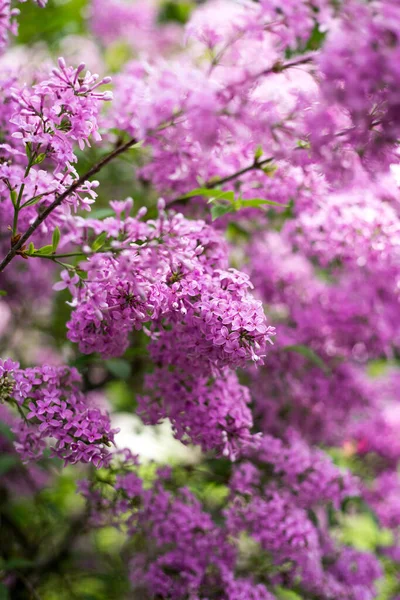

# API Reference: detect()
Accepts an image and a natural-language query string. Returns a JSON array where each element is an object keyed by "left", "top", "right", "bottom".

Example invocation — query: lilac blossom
[{"left": 0, "top": 358, "right": 117, "bottom": 466}]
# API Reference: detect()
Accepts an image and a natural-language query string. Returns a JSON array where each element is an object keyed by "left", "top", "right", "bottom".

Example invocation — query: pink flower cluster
[
  {"left": 11, "top": 57, "right": 112, "bottom": 172},
  {"left": 78, "top": 439, "right": 378, "bottom": 600},
  {"left": 0, "top": 403, "right": 48, "bottom": 496}
]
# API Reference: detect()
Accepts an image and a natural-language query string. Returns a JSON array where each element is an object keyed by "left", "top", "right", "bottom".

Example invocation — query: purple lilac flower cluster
[
  {"left": 0, "top": 57, "right": 110, "bottom": 221},
  {"left": 0, "top": 358, "right": 117, "bottom": 466},
  {"left": 59, "top": 202, "right": 273, "bottom": 458},
  {"left": 319, "top": 0, "right": 400, "bottom": 159},
  {"left": 64, "top": 206, "right": 273, "bottom": 365},
  {"left": 90, "top": 0, "right": 180, "bottom": 56},
  {"left": 78, "top": 441, "right": 379, "bottom": 600},
  {"left": 138, "top": 367, "right": 255, "bottom": 459},
  {"left": 0, "top": 403, "right": 48, "bottom": 496},
  {"left": 80, "top": 461, "right": 278, "bottom": 599},
  {"left": 0, "top": 58, "right": 111, "bottom": 308},
  {"left": 11, "top": 57, "right": 112, "bottom": 172},
  {"left": 0, "top": 0, "right": 18, "bottom": 52},
  {"left": 226, "top": 438, "right": 381, "bottom": 600}
]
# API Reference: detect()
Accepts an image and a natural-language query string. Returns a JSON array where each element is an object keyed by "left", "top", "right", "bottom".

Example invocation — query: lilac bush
[{"left": 1, "top": 0, "right": 400, "bottom": 598}]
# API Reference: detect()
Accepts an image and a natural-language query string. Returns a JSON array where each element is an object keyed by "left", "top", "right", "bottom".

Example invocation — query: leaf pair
[{"left": 182, "top": 187, "right": 287, "bottom": 221}]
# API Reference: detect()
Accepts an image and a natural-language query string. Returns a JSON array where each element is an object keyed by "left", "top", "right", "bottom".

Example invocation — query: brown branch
[
  {"left": 263, "top": 53, "right": 316, "bottom": 76},
  {"left": 0, "top": 138, "right": 138, "bottom": 273},
  {"left": 168, "top": 156, "right": 274, "bottom": 207}
]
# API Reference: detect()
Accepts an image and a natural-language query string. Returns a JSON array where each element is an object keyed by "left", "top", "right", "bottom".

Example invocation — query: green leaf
[
  {"left": 33, "top": 152, "right": 46, "bottom": 165},
  {"left": 25, "top": 142, "right": 32, "bottom": 159},
  {"left": 208, "top": 190, "right": 235, "bottom": 203},
  {"left": 296, "top": 139, "right": 311, "bottom": 150},
  {"left": 105, "top": 359, "right": 131, "bottom": 380},
  {"left": 261, "top": 163, "right": 278, "bottom": 177},
  {"left": 92, "top": 231, "right": 108, "bottom": 252},
  {"left": 367, "top": 359, "right": 389, "bottom": 378},
  {"left": 283, "top": 344, "right": 330, "bottom": 373},
  {"left": 182, "top": 187, "right": 234, "bottom": 202},
  {"left": 275, "top": 588, "right": 302, "bottom": 600},
  {"left": 21, "top": 193, "right": 46, "bottom": 208},
  {"left": 158, "top": 1, "right": 192, "bottom": 24},
  {"left": 89, "top": 208, "right": 115, "bottom": 220},
  {"left": 129, "top": 140, "right": 144, "bottom": 150},
  {"left": 0, "top": 558, "right": 35, "bottom": 571},
  {"left": 10, "top": 190, "right": 17, "bottom": 208},
  {"left": 34, "top": 244, "right": 54, "bottom": 256},
  {"left": 0, "top": 455, "right": 20, "bottom": 476},
  {"left": 52, "top": 226, "right": 61, "bottom": 252},
  {"left": 211, "top": 203, "right": 234, "bottom": 221},
  {"left": 254, "top": 146, "right": 263, "bottom": 161},
  {"left": 305, "top": 24, "right": 326, "bottom": 52},
  {"left": 27, "top": 242, "right": 35, "bottom": 255},
  {"left": 0, "top": 583, "right": 9, "bottom": 600},
  {"left": 0, "top": 290, "right": 7, "bottom": 297},
  {"left": 239, "top": 197, "right": 287, "bottom": 209},
  {"left": 0, "top": 420, "right": 14, "bottom": 441}
]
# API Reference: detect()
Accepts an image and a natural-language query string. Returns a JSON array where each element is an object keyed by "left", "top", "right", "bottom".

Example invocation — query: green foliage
[
  {"left": 182, "top": 186, "right": 287, "bottom": 221},
  {"left": 275, "top": 588, "right": 302, "bottom": 600},
  {"left": 52, "top": 227, "right": 61, "bottom": 252},
  {"left": 106, "top": 380, "right": 137, "bottom": 412},
  {"left": 105, "top": 358, "right": 131, "bottom": 380},
  {"left": 158, "top": 1, "right": 193, "bottom": 24},
  {"left": 211, "top": 202, "right": 234, "bottom": 221},
  {"left": 33, "top": 244, "right": 54, "bottom": 256},
  {"left": 0, "top": 420, "right": 13, "bottom": 441},
  {"left": 104, "top": 42, "right": 132, "bottom": 73},
  {"left": 17, "top": 0, "right": 87, "bottom": 47},
  {"left": 339, "top": 513, "right": 392, "bottom": 551},
  {"left": 367, "top": 359, "right": 391, "bottom": 378},
  {"left": 283, "top": 344, "right": 330, "bottom": 373},
  {"left": 182, "top": 187, "right": 235, "bottom": 201},
  {"left": 0, "top": 558, "right": 35, "bottom": 571},
  {"left": 0, "top": 455, "right": 20, "bottom": 476},
  {"left": 91, "top": 232, "right": 108, "bottom": 252}
]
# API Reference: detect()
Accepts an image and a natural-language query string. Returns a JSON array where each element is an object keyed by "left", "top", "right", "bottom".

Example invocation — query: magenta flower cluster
[{"left": 0, "top": 358, "right": 117, "bottom": 467}]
